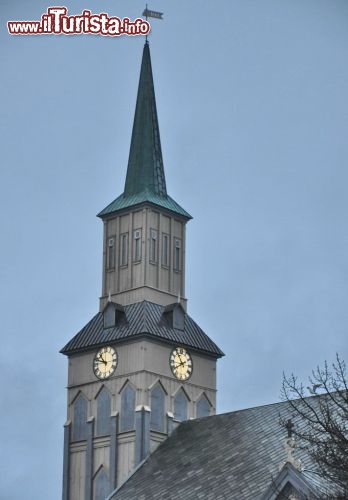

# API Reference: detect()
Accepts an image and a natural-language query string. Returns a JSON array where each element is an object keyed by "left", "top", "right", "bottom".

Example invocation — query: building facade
[{"left": 60, "top": 42, "right": 223, "bottom": 500}]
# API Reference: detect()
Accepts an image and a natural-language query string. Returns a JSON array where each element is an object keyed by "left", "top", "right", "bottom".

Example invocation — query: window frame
[
  {"left": 173, "top": 237, "right": 182, "bottom": 272},
  {"left": 133, "top": 229, "right": 142, "bottom": 263},
  {"left": 106, "top": 236, "right": 116, "bottom": 270},
  {"left": 149, "top": 228, "right": 158, "bottom": 264},
  {"left": 161, "top": 233, "right": 170, "bottom": 268},
  {"left": 120, "top": 233, "right": 129, "bottom": 267}
]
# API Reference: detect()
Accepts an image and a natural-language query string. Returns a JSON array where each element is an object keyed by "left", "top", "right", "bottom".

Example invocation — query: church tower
[{"left": 61, "top": 42, "right": 223, "bottom": 500}]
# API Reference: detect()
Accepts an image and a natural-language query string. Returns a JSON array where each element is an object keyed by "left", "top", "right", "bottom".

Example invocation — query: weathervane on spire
[{"left": 142, "top": 4, "right": 163, "bottom": 42}]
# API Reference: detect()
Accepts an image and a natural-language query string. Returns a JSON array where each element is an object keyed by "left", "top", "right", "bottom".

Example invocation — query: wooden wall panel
[
  {"left": 120, "top": 215, "right": 129, "bottom": 233},
  {"left": 117, "top": 440, "right": 135, "bottom": 485},
  {"left": 70, "top": 450, "right": 86, "bottom": 500},
  {"left": 93, "top": 442, "right": 110, "bottom": 474}
]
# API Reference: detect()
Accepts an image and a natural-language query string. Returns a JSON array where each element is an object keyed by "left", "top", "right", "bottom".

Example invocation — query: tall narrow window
[
  {"left": 150, "top": 229, "right": 158, "bottom": 263},
  {"left": 96, "top": 387, "right": 111, "bottom": 437},
  {"left": 72, "top": 393, "right": 88, "bottom": 441},
  {"left": 173, "top": 238, "right": 181, "bottom": 271},
  {"left": 120, "top": 233, "right": 128, "bottom": 266},
  {"left": 174, "top": 389, "right": 188, "bottom": 422},
  {"left": 120, "top": 383, "right": 136, "bottom": 432},
  {"left": 107, "top": 237, "right": 115, "bottom": 269},
  {"left": 197, "top": 394, "right": 210, "bottom": 418},
  {"left": 150, "top": 384, "right": 165, "bottom": 432},
  {"left": 133, "top": 229, "right": 141, "bottom": 262},
  {"left": 162, "top": 233, "right": 169, "bottom": 267}
]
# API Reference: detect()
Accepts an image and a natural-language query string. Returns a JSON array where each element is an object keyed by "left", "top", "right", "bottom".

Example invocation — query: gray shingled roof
[
  {"left": 109, "top": 399, "right": 330, "bottom": 500},
  {"left": 60, "top": 301, "right": 224, "bottom": 357}
]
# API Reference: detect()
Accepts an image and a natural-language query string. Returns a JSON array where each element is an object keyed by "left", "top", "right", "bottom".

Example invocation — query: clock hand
[
  {"left": 177, "top": 354, "right": 185, "bottom": 366},
  {"left": 98, "top": 355, "right": 107, "bottom": 365}
]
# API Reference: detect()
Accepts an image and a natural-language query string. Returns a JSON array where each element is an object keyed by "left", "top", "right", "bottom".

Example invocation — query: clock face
[
  {"left": 93, "top": 346, "right": 117, "bottom": 379},
  {"left": 170, "top": 347, "right": 193, "bottom": 381}
]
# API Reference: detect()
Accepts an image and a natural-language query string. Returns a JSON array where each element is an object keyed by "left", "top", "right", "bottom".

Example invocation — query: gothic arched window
[
  {"left": 94, "top": 467, "right": 111, "bottom": 500},
  {"left": 72, "top": 393, "right": 88, "bottom": 441},
  {"left": 120, "top": 383, "right": 135, "bottom": 432},
  {"left": 174, "top": 389, "right": 188, "bottom": 422},
  {"left": 96, "top": 387, "right": 111, "bottom": 437},
  {"left": 150, "top": 384, "right": 165, "bottom": 432},
  {"left": 197, "top": 394, "right": 210, "bottom": 418}
]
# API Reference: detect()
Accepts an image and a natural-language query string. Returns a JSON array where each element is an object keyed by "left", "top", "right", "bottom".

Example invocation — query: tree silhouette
[{"left": 281, "top": 354, "right": 348, "bottom": 497}]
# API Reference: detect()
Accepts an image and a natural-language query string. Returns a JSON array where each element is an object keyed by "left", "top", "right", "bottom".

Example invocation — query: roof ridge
[{"left": 214, "top": 393, "right": 328, "bottom": 416}]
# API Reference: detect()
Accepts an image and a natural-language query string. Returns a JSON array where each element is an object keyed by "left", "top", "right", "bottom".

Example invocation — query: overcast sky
[{"left": 1, "top": 0, "right": 348, "bottom": 498}]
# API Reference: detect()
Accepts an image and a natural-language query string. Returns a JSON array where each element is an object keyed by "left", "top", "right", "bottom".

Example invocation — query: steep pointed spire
[
  {"left": 98, "top": 42, "right": 191, "bottom": 220},
  {"left": 124, "top": 42, "right": 167, "bottom": 198}
]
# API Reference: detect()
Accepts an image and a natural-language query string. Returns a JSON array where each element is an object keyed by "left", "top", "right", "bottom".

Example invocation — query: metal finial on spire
[
  {"left": 142, "top": 5, "right": 164, "bottom": 41},
  {"left": 142, "top": 6, "right": 163, "bottom": 20},
  {"left": 144, "top": 4, "right": 148, "bottom": 43}
]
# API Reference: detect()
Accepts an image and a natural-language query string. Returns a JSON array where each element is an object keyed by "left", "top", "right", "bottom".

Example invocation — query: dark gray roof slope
[
  {"left": 60, "top": 301, "right": 224, "bottom": 357},
  {"left": 110, "top": 399, "right": 328, "bottom": 500}
]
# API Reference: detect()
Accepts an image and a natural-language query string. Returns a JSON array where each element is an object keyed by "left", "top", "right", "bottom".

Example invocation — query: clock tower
[{"left": 61, "top": 42, "right": 223, "bottom": 500}]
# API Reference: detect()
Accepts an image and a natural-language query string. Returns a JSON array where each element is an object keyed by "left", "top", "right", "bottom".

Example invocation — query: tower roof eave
[{"left": 97, "top": 192, "right": 192, "bottom": 220}]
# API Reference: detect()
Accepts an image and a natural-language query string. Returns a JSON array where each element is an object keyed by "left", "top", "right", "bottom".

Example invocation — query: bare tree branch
[{"left": 281, "top": 354, "right": 348, "bottom": 496}]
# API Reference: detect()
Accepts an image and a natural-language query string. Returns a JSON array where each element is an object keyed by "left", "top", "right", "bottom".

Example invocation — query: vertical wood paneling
[
  {"left": 110, "top": 413, "right": 118, "bottom": 489},
  {"left": 150, "top": 384, "right": 165, "bottom": 432},
  {"left": 142, "top": 208, "right": 147, "bottom": 286},
  {"left": 197, "top": 395, "right": 210, "bottom": 418},
  {"left": 85, "top": 418, "right": 94, "bottom": 500},
  {"left": 135, "top": 407, "right": 150, "bottom": 465},
  {"left": 62, "top": 422, "right": 71, "bottom": 500},
  {"left": 118, "top": 441, "right": 135, "bottom": 485},
  {"left": 116, "top": 215, "right": 120, "bottom": 292},
  {"left": 72, "top": 394, "right": 88, "bottom": 441},
  {"left": 70, "top": 450, "right": 85, "bottom": 500},
  {"left": 102, "top": 220, "right": 107, "bottom": 297},
  {"left": 67, "top": 341, "right": 217, "bottom": 496},
  {"left": 120, "top": 384, "right": 135, "bottom": 432},
  {"left": 174, "top": 389, "right": 188, "bottom": 422},
  {"left": 182, "top": 221, "right": 186, "bottom": 297},
  {"left": 94, "top": 468, "right": 111, "bottom": 500},
  {"left": 96, "top": 388, "right": 111, "bottom": 437}
]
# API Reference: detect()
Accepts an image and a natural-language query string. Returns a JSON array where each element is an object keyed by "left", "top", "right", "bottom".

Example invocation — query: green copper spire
[
  {"left": 98, "top": 42, "right": 191, "bottom": 220},
  {"left": 124, "top": 41, "right": 166, "bottom": 197}
]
